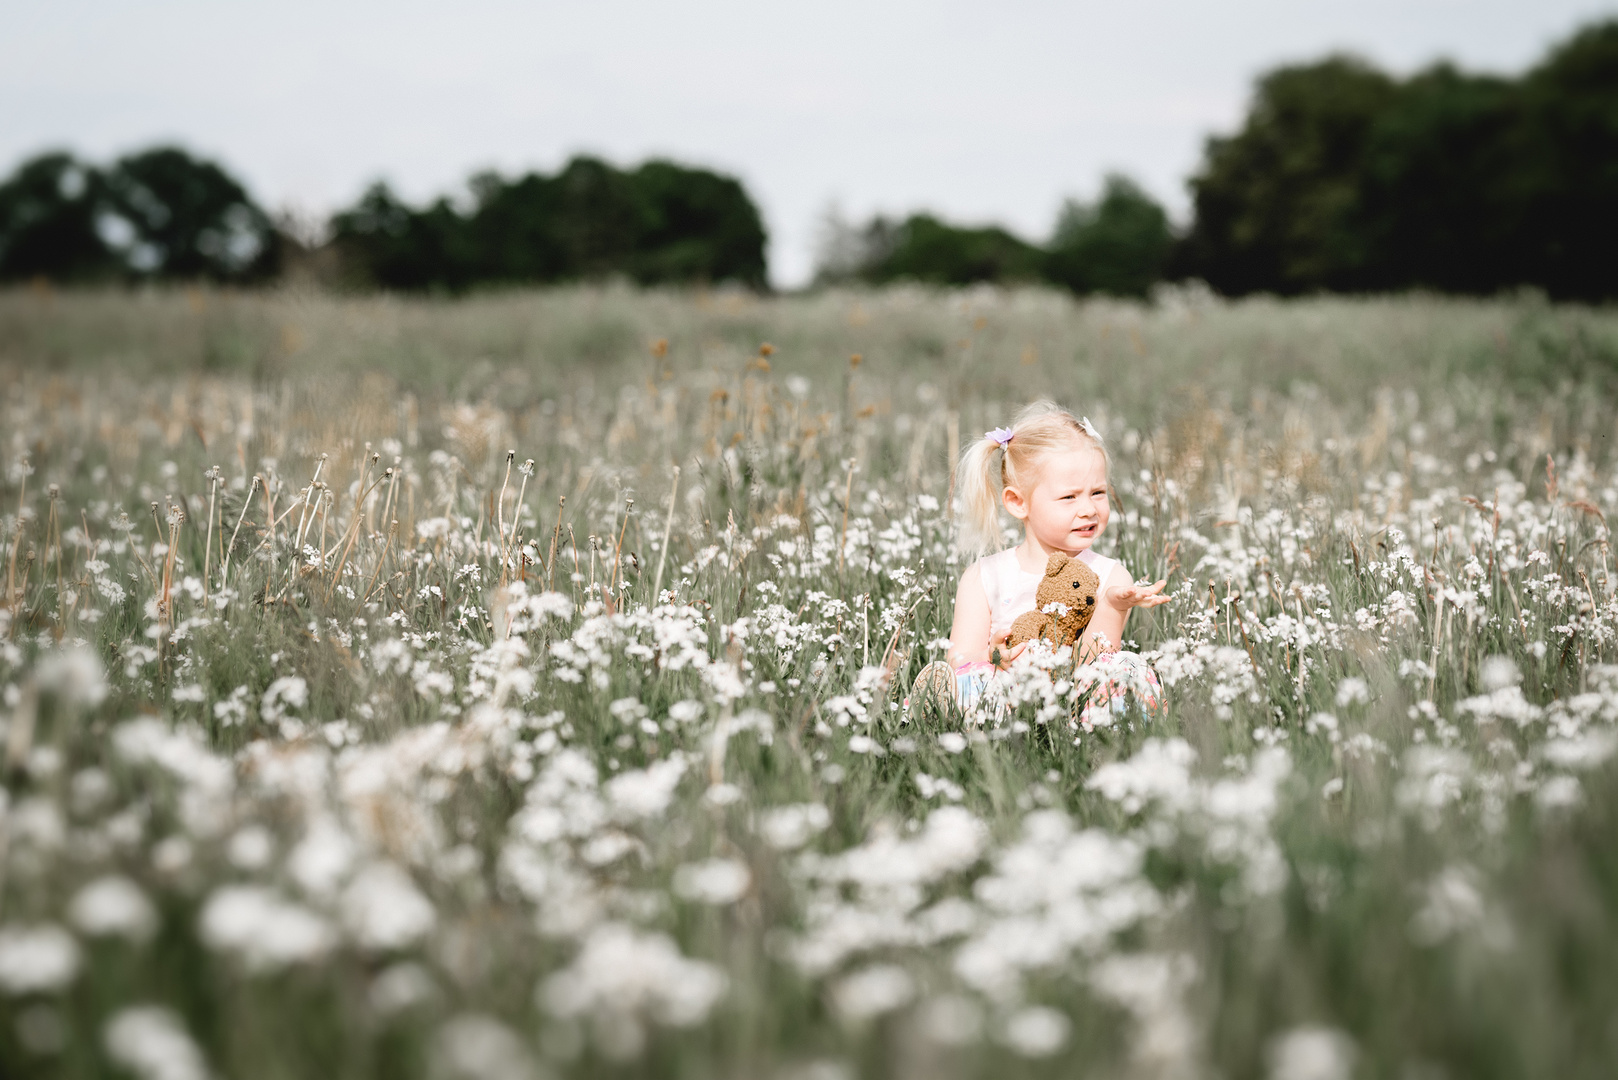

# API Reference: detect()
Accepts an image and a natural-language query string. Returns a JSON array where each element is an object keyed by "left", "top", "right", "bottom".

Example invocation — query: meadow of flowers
[{"left": 3, "top": 284, "right": 1618, "bottom": 1079}]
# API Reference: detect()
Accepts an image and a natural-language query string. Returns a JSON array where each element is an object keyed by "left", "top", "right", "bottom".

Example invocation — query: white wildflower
[
  {"left": 998, "top": 1005, "right": 1070, "bottom": 1057},
  {"left": 1535, "top": 774, "right": 1583, "bottom": 812},
  {"left": 1540, "top": 729, "right": 1618, "bottom": 771},
  {"left": 831, "top": 964, "right": 914, "bottom": 1021},
  {"left": 759, "top": 803, "right": 831, "bottom": 850},
  {"left": 1480, "top": 655, "right": 1521, "bottom": 691},
  {"left": 1266, "top": 1025, "right": 1356, "bottom": 1080},
  {"left": 370, "top": 962, "right": 439, "bottom": 1016},
  {"left": 703, "top": 783, "right": 744, "bottom": 807},
  {"left": 287, "top": 817, "right": 357, "bottom": 897},
  {"left": 227, "top": 825, "right": 274, "bottom": 870},
  {"left": 341, "top": 862, "right": 436, "bottom": 950},
  {"left": 605, "top": 754, "right": 688, "bottom": 820},
  {"left": 68, "top": 876, "right": 157, "bottom": 942},
  {"left": 1087, "top": 738, "right": 1197, "bottom": 815},
  {"left": 539, "top": 922, "right": 726, "bottom": 1058},
  {"left": 35, "top": 645, "right": 108, "bottom": 706},
  {"left": 673, "top": 858, "right": 751, "bottom": 905},
  {"left": 0, "top": 924, "right": 80, "bottom": 994},
  {"left": 432, "top": 1014, "right": 537, "bottom": 1080},
  {"left": 104, "top": 1006, "right": 211, "bottom": 1080},
  {"left": 1409, "top": 866, "right": 1487, "bottom": 946},
  {"left": 198, "top": 886, "right": 335, "bottom": 971},
  {"left": 260, "top": 676, "right": 308, "bottom": 723},
  {"left": 1333, "top": 677, "right": 1369, "bottom": 708},
  {"left": 668, "top": 699, "right": 704, "bottom": 724}
]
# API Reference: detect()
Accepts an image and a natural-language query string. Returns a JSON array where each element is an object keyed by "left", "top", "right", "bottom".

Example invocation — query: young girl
[{"left": 917, "top": 400, "right": 1168, "bottom": 714}]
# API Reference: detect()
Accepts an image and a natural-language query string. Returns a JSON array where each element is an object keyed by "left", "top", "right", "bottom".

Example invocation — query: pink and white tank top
[{"left": 977, "top": 546, "right": 1127, "bottom": 641}]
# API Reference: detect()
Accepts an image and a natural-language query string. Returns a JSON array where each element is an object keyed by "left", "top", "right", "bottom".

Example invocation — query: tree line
[
  {"left": 0, "top": 148, "right": 279, "bottom": 283},
  {"left": 1179, "top": 17, "right": 1618, "bottom": 299},
  {"left": 329, "top": 159, "right": 766, "bottom": 289},
  {"left": 0, "top": 151, "right": 766, "bottom": 290},
  {"left": 2, "top": 17, "right": 1614, "bottom": 297},
  {"left": 813, "top": 175, "right": 1173, "bottom": 297},
  {"left": 819, "top": 18, "right": 1618, "bottom": 300}
]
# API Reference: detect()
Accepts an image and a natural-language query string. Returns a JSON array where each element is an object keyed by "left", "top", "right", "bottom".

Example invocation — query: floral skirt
[{"left": 909, "top": 651, "right": 1164, "bottom": 724}]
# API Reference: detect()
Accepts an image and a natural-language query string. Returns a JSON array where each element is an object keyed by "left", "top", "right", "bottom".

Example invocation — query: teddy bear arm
[{"left": 1007, "top": 611, "right": 1049, "bottom": 647}]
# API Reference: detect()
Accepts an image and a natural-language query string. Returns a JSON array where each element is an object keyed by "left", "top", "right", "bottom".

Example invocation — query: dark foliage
[
  {"left": 0, "top": 151, "right": 115, "bottom": 281},
  {"left": 330, "top": 156, "right": 767, "bottom": 291},
  {"left": 848, "top": 214, "right": 1046, "bottom": 286},
  {"left": 1046, "top": 175, "right": 1174, "bottom": 298},
  {"left": 1181, "top": 20, "right": 1618, "bottom": 299},
  {"left": 1178, "top": 57, "right": 1399, "bottom": 294},
  {"left": 103, "top": 147, "right": 279, "bottom": 281},
  {"left": 817, "top": 189, "right": 1170, "bottom": 297},
  {"left": 0, "top": 146, "right": 277, "bottom": 284}
]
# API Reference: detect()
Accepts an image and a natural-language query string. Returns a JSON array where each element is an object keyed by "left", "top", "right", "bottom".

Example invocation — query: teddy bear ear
[{"left": 1044, "top": 552, "right": 1069, "bottom": 578}]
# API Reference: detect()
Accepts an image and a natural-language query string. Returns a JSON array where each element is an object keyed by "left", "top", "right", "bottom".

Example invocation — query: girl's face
[{"left": 1004, "top": 443, "right": 1109, "bottom": 553}]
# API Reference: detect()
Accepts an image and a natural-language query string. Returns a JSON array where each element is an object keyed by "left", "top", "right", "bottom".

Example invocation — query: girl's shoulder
[
  {"left": 973, "top": 546, "right": 1029, "bottom": 582},
  {"left": 975, "top": 546, "right": 1026, "bottom": 570},
  {"left": 969, "top": 547, "right": 1026, "bottom": 607}
]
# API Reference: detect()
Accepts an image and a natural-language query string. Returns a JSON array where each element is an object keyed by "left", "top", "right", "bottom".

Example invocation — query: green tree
[
  {"left": 1355, "top": 65, "right": 1526, "bottom": 294},
  {"left": 1045, "top": 175, "right": 1172, "bottom": 298},
  {"left": 333, "top": 156, "right": 768, "bottom": 291},
  {"left": 0, "top": 151, "right": 117, "bottom": 282},
  {"left": 858, "top": 214, "right": 1044, "bottom": 286},
  {"left": 627, "top": 161, "right": 767, "bottom": 287},
  {"left": 1518, "top": 20, "right": 1618, "bottom": 300},
  {"left": 1181, "top": 56, "right": 1399, "bottom": 294},
  {"left": 330, "top": 182, "right": 482, "bottom": 291},
  {"left": 1181, "top": 18, "right": 1618, "bottom": 300},
  {"left": 102, "top": 146, "right": 278, "bottom": 280}
]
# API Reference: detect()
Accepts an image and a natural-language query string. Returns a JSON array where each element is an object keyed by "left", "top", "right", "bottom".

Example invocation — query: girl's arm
[
  {"left": 948, "top": 562, "right": 1024, "bottom": 669},
  {"left": 1077, "top": 566, "right": 1168, "bottom": 661}
]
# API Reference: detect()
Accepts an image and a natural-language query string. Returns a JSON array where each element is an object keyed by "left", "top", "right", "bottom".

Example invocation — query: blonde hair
[{"left": 955, "top": 400, "right": 1107, "bottom": 555}]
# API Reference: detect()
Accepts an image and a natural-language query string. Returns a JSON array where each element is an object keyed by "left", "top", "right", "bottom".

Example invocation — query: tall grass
[{"left": 1, "top": 284, "right": 1618, "bottom": 1079}]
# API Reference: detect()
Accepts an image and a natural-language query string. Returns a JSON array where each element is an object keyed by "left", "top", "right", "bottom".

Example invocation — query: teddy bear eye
[{"left": 1071, "top": 581, "right": 1081, "bottom": 588}]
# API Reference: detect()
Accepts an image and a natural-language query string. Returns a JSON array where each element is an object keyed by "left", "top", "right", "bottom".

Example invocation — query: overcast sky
[{"left": 5, "top": 0, "right": 1615, "bottom": 286}]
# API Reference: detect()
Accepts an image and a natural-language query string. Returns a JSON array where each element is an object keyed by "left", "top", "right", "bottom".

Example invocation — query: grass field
[{"left": 4, "top": 284, "right": 1618, "bottom": 1079}]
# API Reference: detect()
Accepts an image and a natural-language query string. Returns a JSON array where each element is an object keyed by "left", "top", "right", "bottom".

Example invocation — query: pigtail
[{"left": 955, "top": 434, "right": 1007, "bottom": 557}]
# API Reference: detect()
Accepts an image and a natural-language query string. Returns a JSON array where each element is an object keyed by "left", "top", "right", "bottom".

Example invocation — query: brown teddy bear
[{"left": 1005, "top": 551, "right": 1100, "bottom": 650}]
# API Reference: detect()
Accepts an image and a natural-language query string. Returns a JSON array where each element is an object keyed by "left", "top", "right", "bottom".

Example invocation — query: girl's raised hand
[{"left": 1104, "top": 579, "right": 1170, "bottom": 610}]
